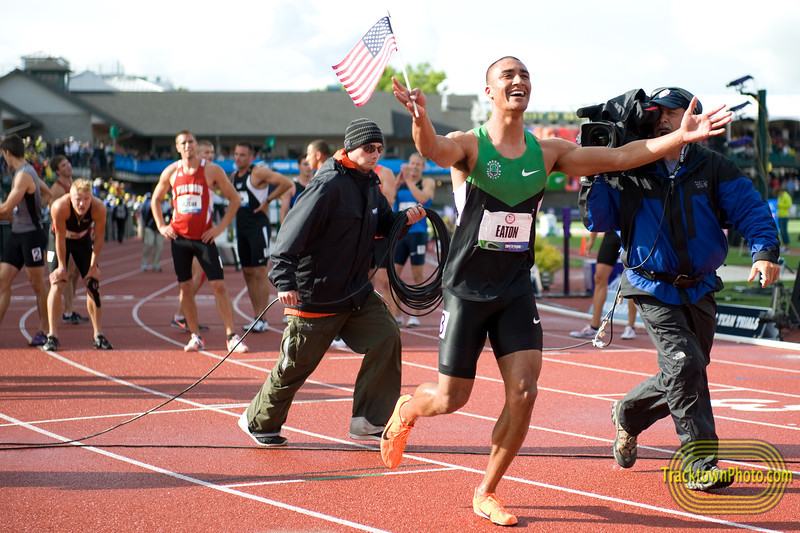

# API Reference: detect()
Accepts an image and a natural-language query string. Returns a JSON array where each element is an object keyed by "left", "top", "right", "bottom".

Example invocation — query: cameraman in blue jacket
[{"left": 580, "top": 87, "right": 780, "bottom": 491}]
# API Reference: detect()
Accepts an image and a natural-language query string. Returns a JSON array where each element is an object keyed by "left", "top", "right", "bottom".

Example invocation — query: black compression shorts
[
  {"left": 49, "top": 236, "right": 93, "bottom": 278},
  {"left": 597, "top": 231, "right": 622, "bottom": 266},
  {"left": 237, "top": 226, "right": 269, "bottom": 268},
  {"left": 171, "top": 237, "right": 224, "bottom": 282},
  {"left": 437, "top": 289, "right": 543, "bottom": 379},
  {"left": 2, "top": 228, "right": 47, "bottom": 269}
]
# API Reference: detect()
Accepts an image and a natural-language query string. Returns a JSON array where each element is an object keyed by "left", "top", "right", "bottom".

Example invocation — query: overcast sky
[{"left": 1, "top": 0, "right": 797, "bottom": 118}]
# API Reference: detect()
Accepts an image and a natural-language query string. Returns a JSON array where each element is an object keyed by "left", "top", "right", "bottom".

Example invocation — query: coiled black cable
[{"left": 386, "top": 207, "right": 450, "bottom": 315}]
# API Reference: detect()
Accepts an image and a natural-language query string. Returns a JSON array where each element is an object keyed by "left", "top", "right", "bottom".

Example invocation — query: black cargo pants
[{"left": 616, "top": 292, "right": 720, "bottom": 470}]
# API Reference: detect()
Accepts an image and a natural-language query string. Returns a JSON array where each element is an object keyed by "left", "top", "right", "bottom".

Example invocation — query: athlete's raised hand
[
  {"left": 680, "top": 98, "right": 732, "bottom": 144},
  {"left": 392, "top": 77, "right": 427, "bottom": 118}
]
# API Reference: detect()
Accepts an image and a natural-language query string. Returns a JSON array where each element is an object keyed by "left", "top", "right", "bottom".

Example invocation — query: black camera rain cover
[{"left": 578, "top": 89, "right": 660, "bottom": 146}]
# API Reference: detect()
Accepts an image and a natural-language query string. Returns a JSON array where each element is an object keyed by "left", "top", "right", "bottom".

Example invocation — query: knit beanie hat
[{"left": 344, "top": 118, "right": 384, "bottom": 152}]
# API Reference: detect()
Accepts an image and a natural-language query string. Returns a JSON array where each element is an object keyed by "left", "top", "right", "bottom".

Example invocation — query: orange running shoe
[
  {"left": 473, "top": 488, "right": 518, "bottom": 526},
  {"left": 380, "top": 394, "right": 414, "bottom": 468}
]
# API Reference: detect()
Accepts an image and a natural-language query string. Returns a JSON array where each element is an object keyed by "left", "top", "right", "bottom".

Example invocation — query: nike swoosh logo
[
  {"left": 521, "top": 169, "right": 540, "bottom": 177},
  {"left": 533, "top": 317, "right": 541, "bottom": 324}
]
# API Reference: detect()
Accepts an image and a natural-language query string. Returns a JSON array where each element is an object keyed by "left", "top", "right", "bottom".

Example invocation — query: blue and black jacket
[{"left": 579, "top": 143, "right": 779, "bottom": 305}]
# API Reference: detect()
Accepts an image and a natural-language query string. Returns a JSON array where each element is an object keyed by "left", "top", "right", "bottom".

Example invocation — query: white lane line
[
  {"left": 455, "top": 411, "right": 800, "bottom": 477},
  {"left": 405, "top": 326, "right": 800, "bottom": 401},
  {"left": 11, "top": 341, "right": 795, "bottom": 531},
  {"left": 0, "top": 412, "right": 388, "bottom": 533},
  {"left": 714, "top": 358, "right": 800, "bottom": 374},
  {"left": 13, "top": 270, "right": 796, "bottom": 530},
  {"left": 228, "top": 425, "right": 788, "bottom": 533},
  {"left": 405, "top": 317, "right": 800, "bottom": 376},
  {"left": 538, "top": 301, "right": 800, "bottom": 352}
]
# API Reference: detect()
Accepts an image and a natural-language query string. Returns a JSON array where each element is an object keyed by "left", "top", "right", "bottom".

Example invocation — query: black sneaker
[
  {"left": 171, "top": 318, "right": 209, "bottom": 333},
  {"left": 685, "top": 466, "right": 735, "bottom": 492},
  {"left": 611, "top": 400, "right": 637, "bottom": 468},
  {"left": 93, "top": 334, "right": 114, "bottom": 350},
  {"left": 69, "top": 312, "right": 90, "bottom": 325},
  {"left": 237, "top": 411, "right": 287, "bottom": 447},
  {"left": 42, "top": 335, "right": 59, "bottom": 351},
  {"left": 171, "top": 317, "right": 189, "bottom": 332}
]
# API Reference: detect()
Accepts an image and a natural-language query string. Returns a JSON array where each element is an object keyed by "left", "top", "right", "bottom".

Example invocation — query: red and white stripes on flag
[{"left": 332, "top": 16, "right": 398, "bottom": 107}]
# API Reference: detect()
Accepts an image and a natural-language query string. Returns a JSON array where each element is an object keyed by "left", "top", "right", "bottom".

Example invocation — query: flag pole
[{"left": 387, "top": 11, "right": 419, "bottom": 118}]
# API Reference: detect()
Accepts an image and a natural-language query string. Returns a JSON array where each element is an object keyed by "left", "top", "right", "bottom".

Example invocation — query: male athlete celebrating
[{"left": 383, "top": 56, "right": 731, "bottom": 525}]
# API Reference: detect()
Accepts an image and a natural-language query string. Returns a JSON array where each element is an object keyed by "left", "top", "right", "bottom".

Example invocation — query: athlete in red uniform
[{"left": 151, "top": 130, "right": 248, "bottom": 353}]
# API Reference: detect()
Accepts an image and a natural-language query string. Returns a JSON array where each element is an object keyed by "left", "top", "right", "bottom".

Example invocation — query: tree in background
[{"left": 376, "top": 62, "right": 446, "bottom": 94}]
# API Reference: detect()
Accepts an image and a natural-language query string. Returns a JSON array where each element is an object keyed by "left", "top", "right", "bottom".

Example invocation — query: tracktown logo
[
  {"left": 663, "top": 439, "right": 792, "bottom": 515},
  {"left": 663, "top": 467, "right": 791, "bottom": 485}
]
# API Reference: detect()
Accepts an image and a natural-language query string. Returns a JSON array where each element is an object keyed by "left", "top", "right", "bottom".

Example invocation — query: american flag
[{"left": 332, "top": 17, "right": 398, "bottom": 107}]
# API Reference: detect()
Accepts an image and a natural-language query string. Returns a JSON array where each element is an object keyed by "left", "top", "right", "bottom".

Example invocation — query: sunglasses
[
  {"left": 361, "top": 144, "right": 384, "bottom": 154},
  {"left": 650, "top": 86, "right": 703, "bottom": 115}
]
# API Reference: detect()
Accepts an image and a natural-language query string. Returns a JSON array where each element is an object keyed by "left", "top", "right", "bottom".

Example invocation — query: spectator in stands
[{"left": 112, "top": 197, "right": 128, "bottom": 243}]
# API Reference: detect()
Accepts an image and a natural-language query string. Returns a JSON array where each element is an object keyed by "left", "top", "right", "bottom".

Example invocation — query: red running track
[{"left": 1, "top": 238, "right": 798, "bottom": 532}]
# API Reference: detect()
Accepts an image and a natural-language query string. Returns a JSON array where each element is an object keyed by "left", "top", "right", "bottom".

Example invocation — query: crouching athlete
[{"left": 43, "top": 179, "right": 113, "bottom": 351}]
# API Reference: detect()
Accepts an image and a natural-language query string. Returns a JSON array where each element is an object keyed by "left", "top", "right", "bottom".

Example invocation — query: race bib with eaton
[{"left": 477, "top": 210, "right": 532, "bottom": 251}]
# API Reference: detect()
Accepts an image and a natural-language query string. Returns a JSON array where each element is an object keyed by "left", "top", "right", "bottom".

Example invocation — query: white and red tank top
[{"left": 170, "top": 159, "right": 212, "bottom": 239}]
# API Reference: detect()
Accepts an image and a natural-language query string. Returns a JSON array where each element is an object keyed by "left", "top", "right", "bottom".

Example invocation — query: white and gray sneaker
[
  {"left": 227, "top": 334, "right": 249, "bottom": 353},
  {"left": 349, "top": 416, "right": 385, "bottom": 441},
  {"left": 243, "top": 319, "right": 268, "bottom": 333},
  {"left": 184, "top": 334, "right": 204, "bottom": 352},
  {"left": 570, "top": 324, "right": 599, "bottom": 339},
  {"left": 621, "top": 325, "right": 636, "bottom": 340},
  {"left": 406, "top": 316, "right": 420, "bottom": 327}
]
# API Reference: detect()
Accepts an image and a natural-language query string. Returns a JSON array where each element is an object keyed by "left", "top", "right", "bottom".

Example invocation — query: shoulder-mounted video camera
[{"left": 576, "top": 89, "right": 660, "bottom": 148}]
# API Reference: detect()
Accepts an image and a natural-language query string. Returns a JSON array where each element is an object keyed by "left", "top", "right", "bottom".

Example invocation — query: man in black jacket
[{"left": 238, "top": 119, "right": 426, "bottom": 446}]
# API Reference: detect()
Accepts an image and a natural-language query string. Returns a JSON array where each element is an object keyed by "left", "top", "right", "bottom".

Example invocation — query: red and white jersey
[{"left": 170, "top": 159, "right": 212, "bottom": 240}]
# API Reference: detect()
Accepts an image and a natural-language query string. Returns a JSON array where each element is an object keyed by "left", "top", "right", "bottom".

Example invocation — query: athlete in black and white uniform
[
  {"left": 230, "top": 142, "right": 293, "bottom": 332},
  {"left": 0, "top": 134, "right": 50, "bottom": 345}
]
